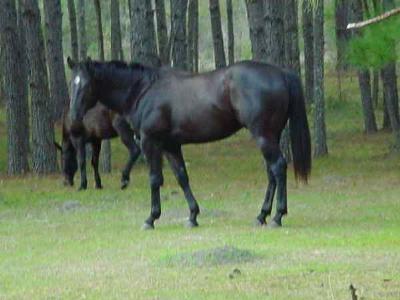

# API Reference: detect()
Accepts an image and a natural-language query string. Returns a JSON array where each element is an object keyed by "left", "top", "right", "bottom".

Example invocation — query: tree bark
[
  {"left": 245, "top": 0, "right": 267, "bottom": 62},
  {"left": 111, "top": 0, "right": 123, "bottom": 61},
  {"left": 226, "top": 0, "right": 234, "bottom": 65},
  {"left": 0, "top": 0, "right": 30, "bottom": 174},
  {"left": 313, "top": 0, "right": 328, "bottom": 157},
  {"left": 358, "top": 70, "right": 378, "bottom": 133},
  {"left": 284, "top": 0, "right": 301, "bottom": 76},
  {"left": 170, "top": 0, "right": 188, "bottom": 70},
  {"left": 77, "top": 0, "right": 86, "bottom": 60},
  {"left": 372, "top": 69, "right": 379, "bottom": 107},
  {"left": 43, "top": 0, "right": 69, "bottom": 121},
  {"left": 21, "top": 0, "right": 58, "bottom": 173},
  {"left": 130, "top": 0, "right": 159, "bottom": 66},
  {"left": 335, "top": 0, "right": 350, "bottom": 71},
  {"left": 209, "top": 0, "right": 226, "bottom": 68},
  {"left": 67, "top": 0, "right": 79, "bottom": 61},
  {"left": 264, "top": 0, "right": 284, "bottom": 67},
  {"left": 155, "top": 0, "right": 169, "bottom": 64},
  {"left": 187, "top": 0, "right": 199, "bottom": 71},
  {"left": 302, "top": 0, "right": 314, "bottom": 104}
]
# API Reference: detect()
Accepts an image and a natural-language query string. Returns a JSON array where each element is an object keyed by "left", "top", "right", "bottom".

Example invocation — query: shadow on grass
[{"left": 160, "top": 246, "right": 258, "bottom": 267}]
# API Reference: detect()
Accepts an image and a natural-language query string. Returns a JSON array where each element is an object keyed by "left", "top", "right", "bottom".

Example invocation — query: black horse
[
  {"left": 67, "top": 57, "right": 311, "bottom": 229},
  {"left": 57, "top": 103, "right": 141, "bottom": 190}
]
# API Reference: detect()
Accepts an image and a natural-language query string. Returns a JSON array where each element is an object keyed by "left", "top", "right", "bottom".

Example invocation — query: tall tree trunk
[
  {"left": 284, "top": 0, "right": 301, "bottom": 76},
  {"left": 155, "top": 0, "right": 169, "bottom": 65},
  {"left": 226, "top": 0, "right": 234, "bottom": 65},
  {"left": 130, "top": 0, "right": 159, "bottom": 66},
  {"left": 43, "top": 0, "right": 69, "bottom": 121},
  {"left": 350, "top": 0, "right": 377, "bottom": 133},
  {"left": 93, "top": 0, "right": 111, "bottom": 173},
  {"left": 245, "top": 0, "right": 268, "bottom": 62},
  {"left": 170, "top": 0, "right": 188, "bottom": 70},
  {"left": 0, "top": 0, "right": 30, "bottom": 174},
  {"left": 302, "top": 0, "right": 314, "bottom": 104},
  {"left": 335, "top": 0, "right": 350, "bottom": 71},
  {"left": 264, "top": 1, "right": 290, "bottom": 161},
  {"left": 382, "top": 95, "right": 391, "bottom": 130},
  {"left": 77, "top": 0, "right": 86, "bottom": 60},
  {"left": 313, "top": 0, "right": 328, "bottom": 157},
  {"left": 372, "top": 69, "right": 379, "bottom": 108},
  {"left": 187, "top": 0, "right": 199, "bottom": 71},
  {"left": 67, "top": 0, "right": 79, "bottom": 61},
  {"left": 111, "top": 0, "right": 123, "bottom": 61},
  {"left": 21, "top": 0, "right": 57, "bottom": 173},
  {"left": 209, "top": 0, "right": 226, "bottom": 68}
]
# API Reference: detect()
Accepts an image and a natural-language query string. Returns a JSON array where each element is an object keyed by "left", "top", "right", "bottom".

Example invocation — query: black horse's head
[
  {"left": 56, "top": 129, "right": 78, "bottom": 186},
  {"left": 67, "top": 57, "right": 97, "bottom": 123}
]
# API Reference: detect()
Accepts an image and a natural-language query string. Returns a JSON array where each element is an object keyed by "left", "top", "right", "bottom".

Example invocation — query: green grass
[{"left": 1, "top": 73, "right": 400, "bottom": 299}]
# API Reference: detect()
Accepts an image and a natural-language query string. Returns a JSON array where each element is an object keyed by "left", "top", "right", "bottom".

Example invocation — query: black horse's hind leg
[
  {"left": 91, "top": 140, "right": 103, "bottom": 189},
  {"left": 165, "top": 146, "right": 200, "bottom": 228},
  {"left": 269, "top": 155, "right": 287, "bottom": 227},
  {"left": 74, "top": 137, "right": 88, "bottom": 191},
  {"left": 141, "top": 136, "right": 163, "bottom": 230},
  {"left": 256, "top": 165, "right": 276, "bottom": 225},
  {"left": 113, "top": 119, "right": 141, "bottom": 189}
]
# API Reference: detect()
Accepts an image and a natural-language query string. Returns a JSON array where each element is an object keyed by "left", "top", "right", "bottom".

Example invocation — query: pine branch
[{"left": 347, "top": 7, "right": 400, "bottom": 29}]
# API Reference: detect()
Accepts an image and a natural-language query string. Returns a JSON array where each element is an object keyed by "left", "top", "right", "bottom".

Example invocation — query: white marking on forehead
[{"left": 74, "top": 75, "right": 81, "bottom": 85}]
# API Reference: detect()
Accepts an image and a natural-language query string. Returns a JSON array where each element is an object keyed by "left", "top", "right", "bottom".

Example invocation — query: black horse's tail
[{"left": 286, "top": 71, "right": 311, "bottom": 182}]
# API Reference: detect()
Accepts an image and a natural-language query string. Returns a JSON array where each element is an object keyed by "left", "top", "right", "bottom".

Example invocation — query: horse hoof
[
  {"left": 254, "top": 218, "right": 266, "bottom": 227},
  {"left": 120, "top": 180, "right": 129, "bottom": 190},
  {"left": 95, "top": 185, "right": 103, "bottom": 190},
  {"left": 267, "top": 220, "right": 282, "bottom": 229},
  {"left": 78, "top": 186, "right": 87, "bottom": 191},
  {"left": 141, "top": 222, "right": 154, "bottom": 230},
  {"left": 185, "top": 220, "right": 199, "bottom": 228}
]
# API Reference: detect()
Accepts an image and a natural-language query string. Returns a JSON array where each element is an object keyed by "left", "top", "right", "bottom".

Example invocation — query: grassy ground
[{"left": 1, "top": 74, "right": 400, "bottom": 299}]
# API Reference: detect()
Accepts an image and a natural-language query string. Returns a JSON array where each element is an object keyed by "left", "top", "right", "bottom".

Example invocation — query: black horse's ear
[{"left": 67, "top": 57, "right": 75, "bottom": 69}]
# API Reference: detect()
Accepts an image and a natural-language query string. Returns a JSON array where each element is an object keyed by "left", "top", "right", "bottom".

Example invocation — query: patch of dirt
[{"left": 59, "top": 200, "right": 81, "bottom": 213}]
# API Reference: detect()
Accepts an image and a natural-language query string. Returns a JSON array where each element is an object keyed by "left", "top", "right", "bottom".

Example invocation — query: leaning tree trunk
[
  {"left": 0, "top": 0, "right": 30, "bottom": 174},
  {"left": 94, "top": 0, "right": 112, "bottom": 173},
  {"left": 130, "top": 0, "right": 159, "bottom": 66},
  {"left": 350, "top": 0, "right": 377, "bottom": 133},
  {"left": 284, "top": 0, "right": 301, "bottom": 76},
  {"left": 209, "top": 0, "right": 226, "bottom": 68},
  {"left": 21, "top": 0, "right": 57, "bottom": 174},
  {"left": 245, "top": 0, "right": 268, "bottom": 62},
  {"left": 302, "top": 0, "right": 314, "bottom": 105},
  {"left": 187, "top": 0, "right": 199, "bottom": 72},
  {"left": 226, "top": 0, "right": 234, "bottom": 65},
  {"left": 170, "top": 0, "right": 188, "bottom": 70},
  {"left": 77, "top": 0, "right": 86, "bottom": 60},
  {"left": 67, "top": 0, "right": 79, "bottom": 61},
  {"left": 155, "top": 0, "right": 169, "bottom": 65},
  {"left": 43, "top": 0, "right": 69, "bottom": 121},
  {"left": 111, "top": 0, "right": 123, "bottom": 61},
  {"left": 313, "top": 0, "right": 328, "bottom": 157}
]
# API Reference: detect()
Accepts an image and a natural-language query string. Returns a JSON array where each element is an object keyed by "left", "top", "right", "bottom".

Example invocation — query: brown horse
[
  {"left": 58, "top": 103, "right": 141, "bottom": 190},
  {"left": 67, "top": 57, "right": 311, "bottom": 229}
]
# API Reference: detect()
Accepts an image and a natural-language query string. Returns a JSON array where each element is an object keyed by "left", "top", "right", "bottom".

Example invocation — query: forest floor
[{"left": 1, "top": 77, "right": 400, "bottom": 299}]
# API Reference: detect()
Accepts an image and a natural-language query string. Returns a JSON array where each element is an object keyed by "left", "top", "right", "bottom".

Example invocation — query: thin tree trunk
[
  {"left": 111, "top": 0, "right": 123, "bottom": 61},
  {"left": 21, "top": 0, "right": 58, "bottom": 173},
  {"left": 302, "top": 0, "right": 314, "bottom": 104},
  {"left": 77, "top": 0, "right": 86, "bottom": 60},
  {"left": 155, "top": 0, "right": 169, "bottom": 65},
  {"left": 130, "top": 0, "right": 159, "bottom": 66},
  {"left": 313, "top": 0, "right": 328, "bottom": 157},
  {"left": 170, "top": 0, "right": 188, "bottom": 70},
  {"left": 43, "top": 0, "right": 69, "bottom": 121},
  {"left": 382, "top": 94, "right": 391, "bottom": 130},
  {"left": 209, "top": 0, "right": 226, "bottom": 68},
  {"left": 245, "top": 0, "right": 268, "bottom": 62},
  {"left": 372, "top": 69, "right": 379, "bottom": 108},
  {"left": 187, "top": 0, "right": 198, "bottom": 71},
  {"left": 284, "top": 0, "right": 301, "bottom": 76},
  {"left": 358, "top": 70, "right": 378, "bottom": 133},
  {"left": 67, "top": 0, "right": 79, "bottom": 61},
  {"left": 0, "top": 0, "right": 30, "bottom": 174},
  {"left": 226, "top": 0, "right": 234, "bottom": 65},
  {"left": 335, "top": 0, "right": 350, "bottom": 71}
]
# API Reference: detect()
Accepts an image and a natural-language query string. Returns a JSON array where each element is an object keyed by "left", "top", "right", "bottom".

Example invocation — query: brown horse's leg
[
  {"left": 165, "top": 147, "right": 200, "bottom": 228},
  {"left": 73, "top": 137, "right": 88, "bottom": 191},
  {"left": 91, "top": 140, "right": 102, "bottom": 189},
  {"left": 269, "top": 154, "right": 287, "bottom": 227},
  {"left": 141, "top": 136, "right": 163, "bottom": 230}
]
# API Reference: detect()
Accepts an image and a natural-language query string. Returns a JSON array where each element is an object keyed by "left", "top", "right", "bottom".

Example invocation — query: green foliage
[{"left": 347, "top": 15, "right": 400, "bottom": 68}]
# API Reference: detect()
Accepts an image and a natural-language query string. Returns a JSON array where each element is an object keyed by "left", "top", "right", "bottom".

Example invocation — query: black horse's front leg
[
  {"left": 75, "top": 138, "right": 88, "bottom": 191},
  {"left": 91, "top": 140, "right": 102, "bottom": 189},
  {"left": 141, "top": 136, "right": 163, "bottom": 230}
]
